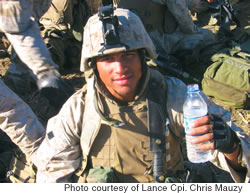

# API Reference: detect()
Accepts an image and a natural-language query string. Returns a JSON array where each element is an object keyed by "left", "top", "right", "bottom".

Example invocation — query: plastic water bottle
[{"left": 183, "top": 84, "right": 211, "bottom": 163}]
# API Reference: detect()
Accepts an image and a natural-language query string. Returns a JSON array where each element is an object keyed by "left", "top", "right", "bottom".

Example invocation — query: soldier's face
[{"left": 96, "top": 51, "right": 142, "bottom": 102}]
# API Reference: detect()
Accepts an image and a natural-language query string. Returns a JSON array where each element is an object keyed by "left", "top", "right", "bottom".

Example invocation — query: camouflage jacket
[{"left": 35, "top": 68, "right": 250, "bottom": 183}]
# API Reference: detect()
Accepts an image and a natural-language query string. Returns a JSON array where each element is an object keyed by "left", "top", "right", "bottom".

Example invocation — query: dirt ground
[{"left": 0, "top": 1, "right": 249, "bottom": 134}]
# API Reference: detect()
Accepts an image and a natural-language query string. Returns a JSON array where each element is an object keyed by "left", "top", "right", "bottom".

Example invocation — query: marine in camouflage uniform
[
  {"left": 0, "top": 0, "right": 69, "bottom": 109},
  {"left": 34, "top": 7, "right": 249, "bottom": 183}
]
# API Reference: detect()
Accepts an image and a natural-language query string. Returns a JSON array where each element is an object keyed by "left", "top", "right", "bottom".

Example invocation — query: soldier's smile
[{"left": 96, "top": 51, "right": 142, "bottom": 102}]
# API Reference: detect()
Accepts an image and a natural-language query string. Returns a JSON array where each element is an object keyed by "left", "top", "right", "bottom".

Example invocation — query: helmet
[{"left": 80, "top": 7, "right": 157, "bottom": 72}]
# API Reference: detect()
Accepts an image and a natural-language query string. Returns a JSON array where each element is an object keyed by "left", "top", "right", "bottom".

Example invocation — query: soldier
[
  {"left": 34, "top": 7, "right": 249, "bottom": 183},
  {"left": 0, "top": 0, "right": 70, "bottom": 109}
]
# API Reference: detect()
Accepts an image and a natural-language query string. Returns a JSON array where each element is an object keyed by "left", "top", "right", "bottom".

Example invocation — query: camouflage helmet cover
[{"left": 80, "top": 8, "right": 157, "bottom": 72}]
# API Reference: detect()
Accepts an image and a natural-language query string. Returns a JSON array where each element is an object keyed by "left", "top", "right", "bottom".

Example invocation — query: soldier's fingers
[
  {"left": 192, "top": 115, "right": 211, "bottom": 128},
  {"left": 188, "top": 124, "right": 213, "bottom": 136},
  {"left": 191, "top": 132, "right": 213, "bottom": 144},
  {"left": 197, "top": 141, "right": 214, "bottom": 151}
]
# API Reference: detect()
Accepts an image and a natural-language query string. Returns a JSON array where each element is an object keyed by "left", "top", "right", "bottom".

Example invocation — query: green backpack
[{"left": 202, "top": 41, "right": 250, "bottom": 109}]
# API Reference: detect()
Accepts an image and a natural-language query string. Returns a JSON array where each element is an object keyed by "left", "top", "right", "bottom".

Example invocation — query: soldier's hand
[
  {"left": 210, "top": 114, "right": 240, "bottom": 154},
  {"left": 187, "top": 115, "right": 240, "bottom": 154},
  {"left": 187, "top": 115, "right": 214, "bottom": 151}
]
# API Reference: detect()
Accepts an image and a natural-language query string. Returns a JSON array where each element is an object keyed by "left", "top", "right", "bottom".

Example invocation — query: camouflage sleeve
[
  {"left": 203, "top": 93, "right": 250, "bottom": 183},
  {"left": 165, "top": 76, "right": 186, "bottom": 139},
  {"left": 35, "top": 90, "right": 85, "bottom": 183},
  {"left": 0, "top": 80, "right": 45, "bottom": 162},
  {"left": 165, "top": 77, "right": 250, "bottom": 182}
]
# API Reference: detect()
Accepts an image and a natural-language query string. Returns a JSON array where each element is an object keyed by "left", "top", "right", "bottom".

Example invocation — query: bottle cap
[{"left": 187, "top": 84, "right": 199, "bottom": 93}]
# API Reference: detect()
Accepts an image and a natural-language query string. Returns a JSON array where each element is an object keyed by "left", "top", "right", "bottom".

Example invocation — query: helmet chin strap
[{"left": 91, "top": 75, "right": 126, "bottom": 127}]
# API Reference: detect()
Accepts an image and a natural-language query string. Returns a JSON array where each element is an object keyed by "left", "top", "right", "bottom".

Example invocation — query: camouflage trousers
[
  {"left": 0, "top": 0, "right": 51, "bottom": 33},
  {"left": 0, "top": 0, "right": 58, "bottom": 80}
]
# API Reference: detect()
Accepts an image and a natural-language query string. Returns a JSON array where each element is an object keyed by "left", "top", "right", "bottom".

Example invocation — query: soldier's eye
[{"left": 97, "top": 55, "right": 114, "bottom": 62}]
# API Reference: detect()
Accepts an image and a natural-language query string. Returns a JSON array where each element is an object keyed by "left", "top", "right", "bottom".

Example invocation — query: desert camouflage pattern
[
  {"left": 40, "top": 0, "right": 77, "bottom": 31},
  {"left": 113, "top": 0, "right": 214, "bottom": 54},
  {"left": 79, "top": 0, "right": 214, "bottom": 55},
  {"left": 0, "top": 80, "right": 45, "bottom": 163},
  {"left": 5, "top": 21, "right": 58, "bottom": 77},
  {"left": 39, "top": 0, "right": 87, "bottom": 69},
  {"left": 35, "top": 68, "right": 250, "bottom": 183},
  {"left": 0, "top": 0, "right": 33, "bottom": 33},
  {"left": 0, "top": 0, "right": 51, "bottom": 28},
  {"left": 154, "top": 0, "right": 214, "bottom": 54},
  {"left": 0, "top": 0, "right": 58, "bottom": 77},
  {"left": 80, "top": 8, "right": 157, "bottom": 72},
  {"left": 81, "top": 70, "right": 185, "bottom": 183}
]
